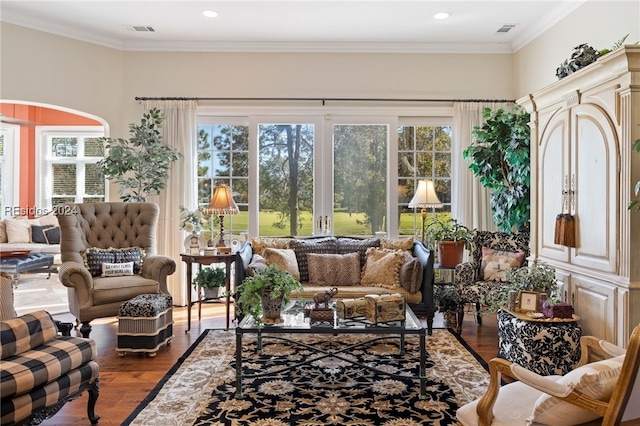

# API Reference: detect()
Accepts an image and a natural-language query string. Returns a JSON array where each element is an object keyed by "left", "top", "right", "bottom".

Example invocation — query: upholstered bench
[
  {"left": 0, "top": 253, "right": 54, "bottom": 288},
  {"left": 116, "top": 294, "right": 174, "bottom": 357}
]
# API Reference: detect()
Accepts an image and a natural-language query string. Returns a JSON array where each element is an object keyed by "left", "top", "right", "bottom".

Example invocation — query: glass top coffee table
[{"left": 235, "top": 298, "right": 427, "bottom": 399}]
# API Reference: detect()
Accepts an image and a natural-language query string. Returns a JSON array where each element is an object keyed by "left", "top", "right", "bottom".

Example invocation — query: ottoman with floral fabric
[
  {"left": 497, "top": 308, "right": 582, "bottom": 375},
  {"left": 116, "top": 293, "right": 173, "bottom": 357}
]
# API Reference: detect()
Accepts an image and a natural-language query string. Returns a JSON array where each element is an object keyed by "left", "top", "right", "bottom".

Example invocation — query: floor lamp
[
  {"left": 204, "top": 183, "right": 239, "bottom": 248},
  {"left": 408, "top": 180, "right": 443, "bottom": 243}
]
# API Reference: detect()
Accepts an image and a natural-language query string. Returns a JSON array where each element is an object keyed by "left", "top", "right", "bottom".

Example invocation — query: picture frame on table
[{"left": 518, "top": 291, "right": 539, "bottom": 313}]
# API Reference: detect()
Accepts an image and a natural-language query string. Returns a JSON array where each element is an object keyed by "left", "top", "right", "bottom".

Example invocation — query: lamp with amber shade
[{"left": 204, "top": 184, "right": 239, "bottom": 248}]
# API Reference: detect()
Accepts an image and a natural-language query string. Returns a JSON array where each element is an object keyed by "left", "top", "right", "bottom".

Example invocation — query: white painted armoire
[{"left": 518, "top": 46, "right": 640, "bottom": 346}]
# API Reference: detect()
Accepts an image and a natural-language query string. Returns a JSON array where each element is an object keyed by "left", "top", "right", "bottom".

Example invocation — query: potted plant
[
  {"left": 434, "top": 284, "right": 459, "bottom": 325},
  {"left": 235, "top": 264, "right": 303, "bottom": 325},
  {"left": 193, "top": 266, "right": 226, "bottom": 299},
  {"left": 464, "top": 106, "right": 531, "bottom": 233},
  {"left": 486, "top": 261, "right": 559, "bottom": 314},
  {"left": 97, "top": 108, "right": 183, "bottom": 202},
  {"left": 425, "top": 216, "right": 474, "bottom": 268}
]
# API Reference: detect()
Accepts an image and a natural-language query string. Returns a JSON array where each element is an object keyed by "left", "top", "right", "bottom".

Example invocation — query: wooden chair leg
[
  {"left": 456, "top": 302, "right": 465, "bottom": 334},
  {"left": 476, "top": 302, "right": 482, "bottom": 325}
]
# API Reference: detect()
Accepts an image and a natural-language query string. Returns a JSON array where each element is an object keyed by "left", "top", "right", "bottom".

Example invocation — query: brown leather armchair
[{"left": 56, "top": 202, "right": 176, "bottom": 337}]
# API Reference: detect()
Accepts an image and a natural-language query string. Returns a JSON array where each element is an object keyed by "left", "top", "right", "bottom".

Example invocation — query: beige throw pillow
[
  {"left": 263, "top": 248, "right": 300, "bottom": 280},
  {"left": 480, "top": 247, "right": 526, "bottom": 281},
  {"left": 360, "top": 247, "right": 404, "bottom": 289},
  {"left": 530, "top": 355, "right": 625, "bottom": 425},
  {"left": 4, "top": 219, "right": 31, "bottom": 243},
  {"left": 308, "top": 252, "right": 361, "bottom": 286}
]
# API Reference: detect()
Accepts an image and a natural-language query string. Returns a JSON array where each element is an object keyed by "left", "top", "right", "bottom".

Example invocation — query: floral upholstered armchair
[{"left": 454, "top": 230, "right": 530, "bottom": 334}]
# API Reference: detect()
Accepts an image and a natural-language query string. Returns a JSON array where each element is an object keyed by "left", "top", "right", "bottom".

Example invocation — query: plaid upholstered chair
[
  {"left": 56, "top": 202, "right": 176, "bottom": 338},
  {"left": 0, "top": 272, "right": 99, "bottom": 425},
  {"left": 454, "top": 230, "right": 530, "bottom": 334}
]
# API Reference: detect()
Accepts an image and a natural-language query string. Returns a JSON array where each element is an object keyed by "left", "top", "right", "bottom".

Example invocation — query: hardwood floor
[{"left": 42, "top": 303, "right": 500, "bottom": 426}]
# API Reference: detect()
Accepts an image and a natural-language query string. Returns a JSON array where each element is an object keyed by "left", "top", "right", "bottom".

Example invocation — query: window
[
  {"left": 36, "top": 127, "right": 106, "bottom": 210},
  {"left": 197, "top": 106, "right": 453, "bottom": 239},
  {"left": 197, "top": 120, "right": 249, "bottom": 243},
  {"left": 398, "top": 123, "right": 453, "bottom": 236},
  {"left": 0, "top": 123, "right": 19, "bottom": 219}
]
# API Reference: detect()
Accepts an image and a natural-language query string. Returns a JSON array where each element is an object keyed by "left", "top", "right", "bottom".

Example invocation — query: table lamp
[
  {"left": 408, "top": 179, "right": 443, "bottom": 242},
  {"left": 204, "top": 183, "right": 239, "bottom": 248}
]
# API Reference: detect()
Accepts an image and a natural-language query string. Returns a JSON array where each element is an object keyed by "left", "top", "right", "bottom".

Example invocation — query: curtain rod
[{"left": 135, "top": 96, "right": 515, "bottom": 105}]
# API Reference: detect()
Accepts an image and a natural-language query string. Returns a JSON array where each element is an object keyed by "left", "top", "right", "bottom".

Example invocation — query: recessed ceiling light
[
  {"left": 203, "top": 10, "right": 218, "bottom": 18},
  {"left": 434, "top": 12, "right": 450, "bottom": 20}
]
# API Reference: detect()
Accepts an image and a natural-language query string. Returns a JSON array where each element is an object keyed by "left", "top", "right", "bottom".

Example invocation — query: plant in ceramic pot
[
  {"left": 193, "top": 266, "right": 226, "bottom": 299},
  {"left": 425, "top": 216, "right": 474, "bottom": 268},
  {"left": 486, "top": 261, "right": 559, "bottom": 314},
  {"left": 235, "top": 264, "right": 303, "bottom": 325}
]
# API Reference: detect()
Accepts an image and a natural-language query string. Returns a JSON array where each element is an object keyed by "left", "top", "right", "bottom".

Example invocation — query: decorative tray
[
  {"left": 505, "top": 309, "right": 580, "bottom": 323},
  {"left": 0, "top": 250, "right": 32, "bottom": 259}
]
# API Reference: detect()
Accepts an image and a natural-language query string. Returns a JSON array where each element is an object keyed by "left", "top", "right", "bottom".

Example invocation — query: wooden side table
[{"left": 181, "top": 253, "right": 236, "bottom": 331}]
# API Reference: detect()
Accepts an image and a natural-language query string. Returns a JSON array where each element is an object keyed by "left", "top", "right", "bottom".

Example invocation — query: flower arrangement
[{"left": 179, "top": 205, "right": 203, "bottom": 234}]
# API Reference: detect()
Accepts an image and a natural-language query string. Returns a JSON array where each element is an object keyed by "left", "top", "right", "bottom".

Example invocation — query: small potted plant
[
  {"left": 425, "top": 216, "right": 474, "bottom": 268},
  {"left": 235, "top": 264, "right": 303, "bottom": 325},
  {"left": 434, "top": 284, "right": 459, "bottom": 325},
  {"left": 193, "top": 266, "right": 226, "bottom": 299},
  {"left": 486, "top": 261, "right": 559, "bottom": 314}
]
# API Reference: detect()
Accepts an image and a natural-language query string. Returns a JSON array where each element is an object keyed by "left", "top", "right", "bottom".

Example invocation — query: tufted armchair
[
  {"left": 454, "top": 230, "right": 530, "bottom": 334},
  {"left": 56, "top": 202, "right": 176, "bottom": 338}
]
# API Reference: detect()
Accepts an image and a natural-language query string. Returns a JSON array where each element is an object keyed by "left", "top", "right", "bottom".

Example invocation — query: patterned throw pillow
[
  {"left": 307, "top": 252, "right": 361, "bottom": 286},
  {"left": 263, "top": 248, "right": 300, "bottom": 280},
  {"left": 360, "top": 247, "right": 404, "bottom": 289},
  {"left": 289, "top": 237, "right": 338, "bottom": 282},
  {"left": 247, "top": 254, "right": 268, "bottom": 276},
  {"left": 83, "top": 247, "right": 145, "bottom": 277},
  {"left": 337, "top": 237, "right": 380, "bottom": 269},
  {"left": 480, "top": 247, "right": 525, "bottom": 281}
]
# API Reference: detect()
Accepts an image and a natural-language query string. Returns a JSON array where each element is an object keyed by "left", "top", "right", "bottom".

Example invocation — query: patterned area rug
[{"left": 124, "top": 329, "right": 489, "bottom": 425}]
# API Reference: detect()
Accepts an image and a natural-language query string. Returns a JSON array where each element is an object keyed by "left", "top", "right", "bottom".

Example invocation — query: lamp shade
[
  {"left": 204, "top": 184, "right": 239, "bottom": 215},
  {"left": 408, "top": 180, "right": 443, "bottom": 208}
]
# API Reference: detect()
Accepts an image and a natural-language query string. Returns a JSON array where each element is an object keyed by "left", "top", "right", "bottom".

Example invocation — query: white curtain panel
[
  {"left": 142, "top": 100, "right": 198, "bottom": 306},
  {"left": 452, "top": 101, "right": 514, "bottom": 233}
]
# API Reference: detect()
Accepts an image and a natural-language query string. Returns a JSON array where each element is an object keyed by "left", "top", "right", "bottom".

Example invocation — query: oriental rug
[{"left": 124, "top": 329, "right": 489, "bottom": 425}]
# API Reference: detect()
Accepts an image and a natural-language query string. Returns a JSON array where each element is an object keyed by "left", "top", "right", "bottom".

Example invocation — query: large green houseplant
[
  {"left": 97, "top": 108, "right": 182, "bottom": 202},
  {"left": 464, "top": 106, "right": 531, "bottom": 233},
  {"left": 235, "top": 265, "right": 303, "bottom": 325},
  {"left": 193, "top": 266, "right": 225, "bottom": 299},
  {"left": 425, "top": 216, "right": 474, "bottom": 268}
]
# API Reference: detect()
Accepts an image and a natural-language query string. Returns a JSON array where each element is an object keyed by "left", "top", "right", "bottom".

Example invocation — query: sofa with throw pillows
[
  {"left": 0, "top": 211, "right": 62, "bottom": 262},
  {"left": 235, "top": 236, "right": 436, "bottom": 333}
]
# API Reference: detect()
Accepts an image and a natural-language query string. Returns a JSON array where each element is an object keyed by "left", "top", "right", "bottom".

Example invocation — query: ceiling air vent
[
  {"left": 496, "top": 24, "right": 516, "bottom": 34},
  {"left": 126, "top": 26, "right": 156, "bottom": 32}
]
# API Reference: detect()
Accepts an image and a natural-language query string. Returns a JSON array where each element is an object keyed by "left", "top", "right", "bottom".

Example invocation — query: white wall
[{"left": 514, "top": 0, "right": 640, "bottom": 97}]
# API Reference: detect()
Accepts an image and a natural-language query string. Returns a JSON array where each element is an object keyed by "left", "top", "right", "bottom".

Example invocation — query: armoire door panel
[
  {"left": 570, "top": 105, "right": 618, "bottom": 273},
  {"left": 538, "top": 112, "right": 570, "bottom": 262},
  {"left": 572, "top": 274, "right": 616, "bottom": 341}
]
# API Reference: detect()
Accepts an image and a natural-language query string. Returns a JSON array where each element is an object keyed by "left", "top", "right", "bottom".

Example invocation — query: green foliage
[
  {"left": 235, "top": 265, "right": 303, "bottom": 325},
  {"left": 465, "top": 106, "right": 531, "bottom": 233},
  {"left": 486, "top": 262, "right": 559, "bottom": 314},
  {"left": 424, "top": 216, "right": 473, "bottom": 250},
  {"left": 97, "top": 108, "right": 183, "bottom": 202},
  {"left": 630, "top": 136, "right": 640, "bottom": 211},
  {"left": 434, "top": 284, "right": 458, "bottom": 315},
  {"left": 192, "top": 266, "right": 225, "bottom": 289},
  {"left": 598, "top": 34, "right": 630, "bottom": 56}
]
